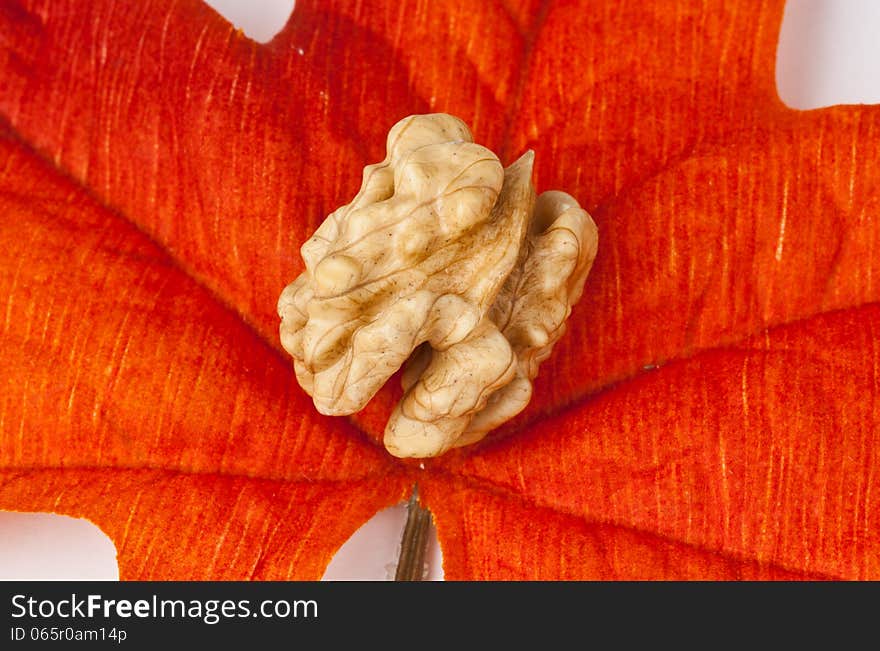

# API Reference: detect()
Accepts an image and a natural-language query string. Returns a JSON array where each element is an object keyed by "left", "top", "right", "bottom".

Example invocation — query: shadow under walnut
[{"left": 278, "top": 113, "right": 597, "bottom": 458}]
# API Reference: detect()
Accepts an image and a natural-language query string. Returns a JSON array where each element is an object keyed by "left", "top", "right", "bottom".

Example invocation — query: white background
[{"left": 1, "top": 0, "right": 878, "bottom": 581}]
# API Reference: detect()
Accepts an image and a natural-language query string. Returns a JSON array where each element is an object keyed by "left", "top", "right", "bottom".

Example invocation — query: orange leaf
[{"left": 1, "top": 0, "right": 877, "bottom": 579}]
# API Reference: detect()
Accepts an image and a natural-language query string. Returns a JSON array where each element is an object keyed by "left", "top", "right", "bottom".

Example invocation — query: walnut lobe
[{"left": 278, "top": 114, "right": 598, "bottom": 458}]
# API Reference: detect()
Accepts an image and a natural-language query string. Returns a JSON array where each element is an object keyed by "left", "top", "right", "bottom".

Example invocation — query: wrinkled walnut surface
[{"left": 278, "top": 114, "right": 597, "bottom": 457}]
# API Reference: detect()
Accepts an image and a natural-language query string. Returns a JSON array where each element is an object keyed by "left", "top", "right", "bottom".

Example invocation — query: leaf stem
[{"left": 394, "top": 485, "right": 432, "bottom": 581}]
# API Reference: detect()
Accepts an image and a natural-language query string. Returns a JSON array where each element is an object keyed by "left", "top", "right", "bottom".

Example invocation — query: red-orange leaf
[{"left": 0, "top": 0, "right": 877, "bottom": 579}]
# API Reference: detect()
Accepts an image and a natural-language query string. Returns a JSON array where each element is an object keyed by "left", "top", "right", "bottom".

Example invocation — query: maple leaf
[{"left": 1, "top": 0, "right": 878, "bottom": 580}]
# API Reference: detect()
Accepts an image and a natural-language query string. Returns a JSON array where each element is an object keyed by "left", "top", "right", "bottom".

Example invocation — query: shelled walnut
[{"left": 278, "top": 114, "right": 598, "bottom": 458}]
